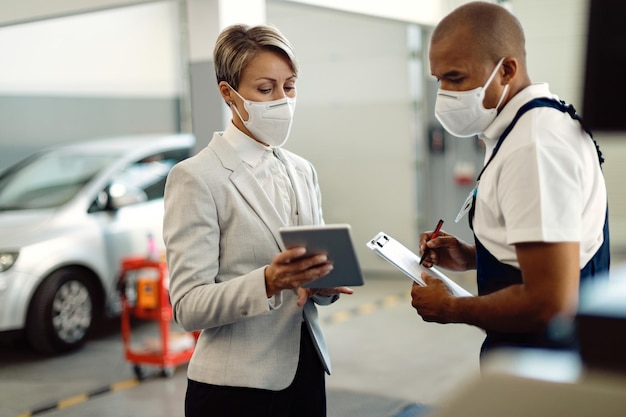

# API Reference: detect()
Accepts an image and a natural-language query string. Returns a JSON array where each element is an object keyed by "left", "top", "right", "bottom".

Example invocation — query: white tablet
[
  {"left": 279, "top": 224, "right": 365, "bottom": 288},
  {"left": 366, "top": 231, "right": 472, "bottom": 297}
]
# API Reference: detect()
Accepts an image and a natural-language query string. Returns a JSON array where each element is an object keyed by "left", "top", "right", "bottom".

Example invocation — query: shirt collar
[
  {"left": 480, "top": 83, "right": 556, "bottom": 153},
  {"left": 221, "top": 121, "right": 272, "bottom": 168}
]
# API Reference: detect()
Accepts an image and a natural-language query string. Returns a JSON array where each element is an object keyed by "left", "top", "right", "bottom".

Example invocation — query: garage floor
[{"left": 0, "top": 272, "right": 485, "bottom": 417}]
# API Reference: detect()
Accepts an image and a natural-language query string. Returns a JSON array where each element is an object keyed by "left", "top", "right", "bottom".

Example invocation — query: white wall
[
  {"left": 0, "top": 1, "right": 181, "bottom": 97},
  {"left": 510, "top": 0, "right": 588, "bottom": 109},
  {"left": 0, "top": 1, "right": 183, "bottom": 169}
]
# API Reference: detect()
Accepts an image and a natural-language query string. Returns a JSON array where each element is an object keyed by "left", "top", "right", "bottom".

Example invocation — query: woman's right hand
[
  {"left": 264, "top": 247, "right": 334, "bottom": 298},
  {"left": 419, "top": 230, "right": 476, "bottom": 271}
]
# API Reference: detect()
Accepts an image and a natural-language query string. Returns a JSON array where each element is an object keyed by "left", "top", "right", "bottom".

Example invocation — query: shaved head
[{"left": 432, "top": 1, "right": 526, "bottom": 66}]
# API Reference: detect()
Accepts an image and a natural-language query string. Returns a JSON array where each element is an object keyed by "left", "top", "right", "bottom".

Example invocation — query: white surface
[
  {"left": 0, "top": 2, "right": 181, "bottom": 96},
  {"left": 367, "top": 232, "right": 473, "bottom": 297}
]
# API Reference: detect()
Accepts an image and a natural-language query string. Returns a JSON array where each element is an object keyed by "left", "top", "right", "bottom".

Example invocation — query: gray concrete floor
[{"left": 0, "top": 271, "right": 485, "bottom": 417}]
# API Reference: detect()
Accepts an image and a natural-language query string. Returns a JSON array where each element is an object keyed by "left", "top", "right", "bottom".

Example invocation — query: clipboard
[
  {"left": 279, "top": 224, "right": 365, "bottom": 288},
  {"left": 366, "top": 231, "right": 472, "bottom": 297}
]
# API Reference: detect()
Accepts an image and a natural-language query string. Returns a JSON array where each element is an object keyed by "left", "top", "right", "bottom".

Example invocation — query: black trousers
[{"left": 185, "top": 323, "right": 326, "bottom": 417}]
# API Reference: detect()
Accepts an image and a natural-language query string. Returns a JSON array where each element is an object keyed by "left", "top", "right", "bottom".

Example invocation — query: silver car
[{"left": 0, "top": 134, "right": 195, "bottom": 354}]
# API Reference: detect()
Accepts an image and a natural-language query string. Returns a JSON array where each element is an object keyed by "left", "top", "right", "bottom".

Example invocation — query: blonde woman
[{"left": 163, "top": 24, "right": 352, "bottom": 417}]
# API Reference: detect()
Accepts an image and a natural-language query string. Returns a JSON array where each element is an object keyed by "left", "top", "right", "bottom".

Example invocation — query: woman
[{"left": 163, "top": 24, "right": 352, "bottom": 417}]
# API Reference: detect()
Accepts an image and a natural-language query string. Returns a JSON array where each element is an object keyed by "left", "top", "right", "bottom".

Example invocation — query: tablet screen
[{"left": 279, "top": 224, "right": 365, "bottom": 288}]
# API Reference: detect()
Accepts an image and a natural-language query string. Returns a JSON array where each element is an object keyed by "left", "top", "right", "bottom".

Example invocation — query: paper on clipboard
[{"left": 366, "top": 232, "right": 473, "bottom": 297}]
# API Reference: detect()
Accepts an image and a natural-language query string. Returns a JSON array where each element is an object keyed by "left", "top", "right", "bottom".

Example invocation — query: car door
[{"left": 89, "top": 148, "right": 190, "bottom": 309}]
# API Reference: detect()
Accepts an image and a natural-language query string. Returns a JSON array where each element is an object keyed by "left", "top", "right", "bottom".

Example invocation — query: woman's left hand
[{"left": 297, "top": 286, "right": 354, "bottom": 306}]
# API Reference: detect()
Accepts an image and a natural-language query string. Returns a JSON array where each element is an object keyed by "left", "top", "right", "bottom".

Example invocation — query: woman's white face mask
[
  {"left": 229, "top": 85, "right": 296, "bottom": 148},
  {"left": 434, "top": 57, "right": 509, "bottom": 138}
]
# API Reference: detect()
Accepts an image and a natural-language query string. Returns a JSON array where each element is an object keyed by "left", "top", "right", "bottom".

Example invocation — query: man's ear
[
  {"left": 501, "top": 57, "right": 518, "bottom": 84},
  {"left": 218, "top": 81, "right": 233, "bottom": 105}
]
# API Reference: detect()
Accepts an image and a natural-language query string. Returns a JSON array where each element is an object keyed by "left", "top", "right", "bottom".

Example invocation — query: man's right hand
[{"left": 419, "top": 231, "right": 476, "bottom": 271}]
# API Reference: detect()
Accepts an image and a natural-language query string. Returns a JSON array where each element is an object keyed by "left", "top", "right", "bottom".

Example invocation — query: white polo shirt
[{"left": 473, "top": 83, "right": 607, "bottom": 269}]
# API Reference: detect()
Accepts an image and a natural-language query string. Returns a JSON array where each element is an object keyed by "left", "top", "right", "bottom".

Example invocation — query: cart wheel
[
  {"left": 161, "top": 366, "right": 175, "bottom": 378},
  {"left": 133, "top": 365, "right": 146, "bottom": 381}
]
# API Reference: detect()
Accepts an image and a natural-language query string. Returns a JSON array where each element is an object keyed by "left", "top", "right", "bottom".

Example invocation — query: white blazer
[{"left": 163, "top": 132, "right": 335, "bottom": 390}]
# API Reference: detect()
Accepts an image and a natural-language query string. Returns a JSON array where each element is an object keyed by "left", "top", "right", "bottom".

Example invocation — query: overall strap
[
  {"left": 477, "top": 97, "right": 602, "bottom": 185},
  {"left": 520, "top": 97, "right": 604, "bottom": 166}
]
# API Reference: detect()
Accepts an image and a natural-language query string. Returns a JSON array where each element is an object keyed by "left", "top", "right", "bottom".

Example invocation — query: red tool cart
[{"left": 118, "top": 255, "right": 198, "bottom": 379}]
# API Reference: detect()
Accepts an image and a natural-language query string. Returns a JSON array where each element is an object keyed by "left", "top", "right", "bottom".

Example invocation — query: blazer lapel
[{"left": 209, "top": 134, "right": 286, "bottom": 249}]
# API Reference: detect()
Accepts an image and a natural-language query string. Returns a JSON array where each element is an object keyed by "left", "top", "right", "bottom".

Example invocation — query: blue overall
[{"left": 469, "top": 98, "right": 610, "bottom": 355}]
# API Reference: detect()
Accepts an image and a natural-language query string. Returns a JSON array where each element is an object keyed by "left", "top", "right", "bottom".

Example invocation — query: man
[{"left": 411, "top": 1, "right": 610, "bottom": 358}]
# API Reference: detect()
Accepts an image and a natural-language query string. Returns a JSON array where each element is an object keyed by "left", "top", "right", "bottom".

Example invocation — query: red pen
[{"left": 419, "top": 219, "right": 444, "bottom": 265}]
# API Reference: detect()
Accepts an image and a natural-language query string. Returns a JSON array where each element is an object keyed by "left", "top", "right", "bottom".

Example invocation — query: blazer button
[{"left": 240, "top": 310, "right": 248, "bottom": 316}]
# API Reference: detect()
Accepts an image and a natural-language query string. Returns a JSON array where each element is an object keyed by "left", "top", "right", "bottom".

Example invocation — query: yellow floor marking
[
  {"left": 111, "top": 378, "right": 140, "bottom": 391},
  {"left": 58, "top": 393, "right": 88, "bottom": 408}
]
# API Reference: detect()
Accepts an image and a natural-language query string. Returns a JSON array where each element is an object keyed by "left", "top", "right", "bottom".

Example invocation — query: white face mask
[
  {"left": 434, "top": 57, "right": 509, "bottom": 137},
  {"left": 229, "top": 86, "right": 296, "bottom": 148}
]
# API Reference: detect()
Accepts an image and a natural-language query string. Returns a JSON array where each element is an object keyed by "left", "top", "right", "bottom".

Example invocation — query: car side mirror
[{"left": 107, "top": 183, "right": 147, "bottom": 209}]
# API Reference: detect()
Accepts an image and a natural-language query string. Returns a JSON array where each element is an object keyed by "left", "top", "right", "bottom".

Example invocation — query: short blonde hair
[{"left": 213, "top": 24, "right": 299, "bottom": 90}]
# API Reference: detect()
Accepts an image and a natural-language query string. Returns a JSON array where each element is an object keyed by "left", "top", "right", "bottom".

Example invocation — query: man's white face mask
[
  {"left": 229, "top": 85, "right": 296, "bottom": 148},
  {"left": 434, "top": 57, "right": 509, "bottom": 137}
]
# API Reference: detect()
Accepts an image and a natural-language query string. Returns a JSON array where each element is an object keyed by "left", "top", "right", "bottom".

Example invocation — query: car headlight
[{"left": 0, "top": 252, "right": 19, "bottom": 272}]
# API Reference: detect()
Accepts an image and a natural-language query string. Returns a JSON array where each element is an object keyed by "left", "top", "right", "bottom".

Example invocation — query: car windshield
[{"left": 0, "top": 150, "right": 117, "bottom": 210}]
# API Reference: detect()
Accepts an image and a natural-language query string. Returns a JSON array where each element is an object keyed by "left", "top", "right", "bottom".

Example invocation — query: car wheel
[{"left": 26, "top": 267, "right": 98, "bottom": 354}]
